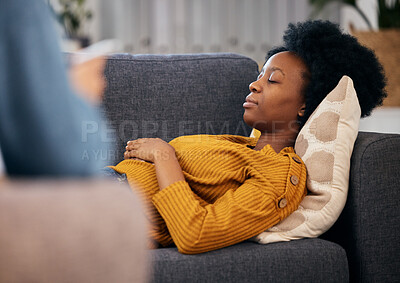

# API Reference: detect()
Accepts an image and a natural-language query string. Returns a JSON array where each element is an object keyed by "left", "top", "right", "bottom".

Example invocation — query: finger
[
  {"left": 124, "top": 151, "right": 130, "bottom": 160},
  {"left": 126, "top": 143, "right": 141, "bottom": 151},
  {"left": 125, "top": 150, "right": 137, "bottom": 159},
  {"left": 127, "top": 138, "right": 143, "bottom": 144},
  {"left": 127, "top": 138, "right": 147, "bottom": 146},
  {"left": 124, "top": 150, "right": 134, "bottom": 159},
  {"left": 126, "top": 140, "right": 136, "bottom": 148}
]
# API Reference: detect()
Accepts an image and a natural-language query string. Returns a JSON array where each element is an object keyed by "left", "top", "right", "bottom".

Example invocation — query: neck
[{"left": 254, "top": 128, "right": 299, "bottom": 152}]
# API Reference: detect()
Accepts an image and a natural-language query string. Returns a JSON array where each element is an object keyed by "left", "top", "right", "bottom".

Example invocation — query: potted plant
[
  {"left": 309, "top": 0, "right": 400, "bottom": 106},
  {"left": 49, "top": 0, "right": 93, "bottom": 48},
  {"left": 310, "top": 0, "right": 400, "bottom": 29}
]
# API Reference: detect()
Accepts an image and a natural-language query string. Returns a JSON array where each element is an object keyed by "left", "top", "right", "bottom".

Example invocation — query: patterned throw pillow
[{"left": 251, "top": 76, "right": 361, "bottom": 244}]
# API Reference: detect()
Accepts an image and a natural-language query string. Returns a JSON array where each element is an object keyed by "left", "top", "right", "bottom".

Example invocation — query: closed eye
[{"left": 268, "top": 79, "right": 277, "bottom": 84}]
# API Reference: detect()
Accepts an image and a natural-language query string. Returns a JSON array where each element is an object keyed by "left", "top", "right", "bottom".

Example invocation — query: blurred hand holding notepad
[{"left": 67, "top": 39, "right": 122, "bottom": 104}]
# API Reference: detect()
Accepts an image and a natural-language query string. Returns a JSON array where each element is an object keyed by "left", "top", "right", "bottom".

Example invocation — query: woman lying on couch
[{"left": 105, "top": 20, "right": 387, "bottom": 254}]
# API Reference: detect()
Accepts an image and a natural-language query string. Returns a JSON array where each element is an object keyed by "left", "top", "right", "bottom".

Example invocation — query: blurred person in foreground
[
  {"left": 0, "top": 2, "right": 149, "bottom": 282},
  {"left": 0, "top": 0, "right": 109, "bottom": 177}
]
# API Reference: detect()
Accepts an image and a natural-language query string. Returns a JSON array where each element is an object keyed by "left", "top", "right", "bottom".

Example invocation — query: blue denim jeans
[{"left": 100, "top": 167, "right": 127, "bottom": 183}]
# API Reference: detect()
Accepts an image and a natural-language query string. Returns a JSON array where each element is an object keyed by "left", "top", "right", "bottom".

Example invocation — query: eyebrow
[
  {"left": 269, "top": 67, "right": 285, "bottom": 76},
  {"left": 260, "top": 66, "right": 285, "bottom": 76}
]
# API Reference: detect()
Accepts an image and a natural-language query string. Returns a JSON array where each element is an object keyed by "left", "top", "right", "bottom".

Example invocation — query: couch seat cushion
[{"left": 150, "top": 238, "right": 348, "bottom": 283}]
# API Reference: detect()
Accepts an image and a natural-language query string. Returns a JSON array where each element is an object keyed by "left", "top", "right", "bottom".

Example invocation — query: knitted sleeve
[{"left": 152, "top": 157, "right": 305, "bottom": 254}]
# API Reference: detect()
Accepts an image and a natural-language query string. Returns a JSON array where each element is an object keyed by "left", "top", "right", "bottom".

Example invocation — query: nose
[{"left": 249, "top": 80, "right": 260, "bottom": 93}]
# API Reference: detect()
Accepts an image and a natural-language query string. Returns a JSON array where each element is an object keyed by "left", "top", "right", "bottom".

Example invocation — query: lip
[{"left": 243, "top": 96, "right": 258, "bottom": 108}]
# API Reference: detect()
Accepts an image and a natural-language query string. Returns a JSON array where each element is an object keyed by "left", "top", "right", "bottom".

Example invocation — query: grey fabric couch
[{"left": 102, "top": 53, "right": 400, "bottom": 282}]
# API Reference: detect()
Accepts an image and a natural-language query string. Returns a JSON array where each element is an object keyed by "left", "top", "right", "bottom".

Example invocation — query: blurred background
[{"left": 49, "top": 0, "right": 400, "bottom": 133}]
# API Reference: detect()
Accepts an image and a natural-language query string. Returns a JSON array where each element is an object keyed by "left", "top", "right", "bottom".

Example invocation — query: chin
[{"left": 242, "top": 113, "right": 254, "bottom": 128}]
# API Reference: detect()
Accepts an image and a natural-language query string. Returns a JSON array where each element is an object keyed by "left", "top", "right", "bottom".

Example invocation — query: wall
[
  {"left": 56, "top": 0, "right": 399, "bottom": 133},
  {"left": 86, "top": 0, "right": 317, "bottom": 65},
  {"left": 340, "top": 0, "right": 378, "bottom": 31}
]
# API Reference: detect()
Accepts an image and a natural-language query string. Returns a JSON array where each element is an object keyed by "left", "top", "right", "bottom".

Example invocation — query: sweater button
[
  {"left": 292, "top": 156, "right": 302, "bottom": 164},
  {"left": 278, "top": 198, "right": 287, "bottom": 208},
  {"left": 290, "top": 175, "right": 299, "bottom": 185}
]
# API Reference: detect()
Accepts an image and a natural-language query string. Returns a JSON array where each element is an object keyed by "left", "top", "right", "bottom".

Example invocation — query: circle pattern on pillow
[
  {"left": 295, "top": 134, "right": 308, "bottom": 157},
  {"left": 310, "top": 111, "right": 340, "bottom": 142},
  {"left": 307, "top": 151, "right": 335, "bottom": 182}
]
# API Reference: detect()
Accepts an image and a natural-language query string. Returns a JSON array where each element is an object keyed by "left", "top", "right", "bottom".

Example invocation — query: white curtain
[{"left": 91, "top": 0, "right": 339, "bottom": 64}]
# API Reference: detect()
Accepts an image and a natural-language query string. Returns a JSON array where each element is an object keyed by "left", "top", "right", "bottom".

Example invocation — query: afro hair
[{"left": 267, "top": 20, "right": 387, "bottom": 127}]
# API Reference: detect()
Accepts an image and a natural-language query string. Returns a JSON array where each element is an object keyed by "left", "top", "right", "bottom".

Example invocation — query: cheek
[
  {"left": 263, "top": 91, "right": 302, "bottom": 119},
  {"left": 283, "top": 85, "right": 305, "bottom": 107},
  {"left": 291, "top": 81, "right": 307, "bottom": 105}
]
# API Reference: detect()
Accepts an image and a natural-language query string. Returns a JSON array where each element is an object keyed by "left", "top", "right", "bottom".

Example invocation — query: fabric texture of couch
[{"left": 102, "top": 53, "right": 400, "bottom": 282}]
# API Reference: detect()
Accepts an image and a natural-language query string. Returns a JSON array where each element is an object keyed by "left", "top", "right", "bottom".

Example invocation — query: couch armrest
[
  {"left": 322, "top": 131, "right": 400, "bottom": 282},
  {"left": 0, "top": 179, "right": 149, "bottom": 283}
]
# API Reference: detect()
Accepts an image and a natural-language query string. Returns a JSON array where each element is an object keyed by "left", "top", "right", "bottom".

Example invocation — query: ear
[{"left": 298, "top": 103, "right": 306, "bottom": 117}]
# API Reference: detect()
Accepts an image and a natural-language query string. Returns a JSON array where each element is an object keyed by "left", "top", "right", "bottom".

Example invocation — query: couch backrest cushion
[{"left": 102, "top": 53, "right": 258, "bottom": 164}]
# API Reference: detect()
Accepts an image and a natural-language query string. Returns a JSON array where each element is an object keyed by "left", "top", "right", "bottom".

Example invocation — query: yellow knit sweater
[{"left": 111, "top": 134, "right": 306, "bottom": 254}]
